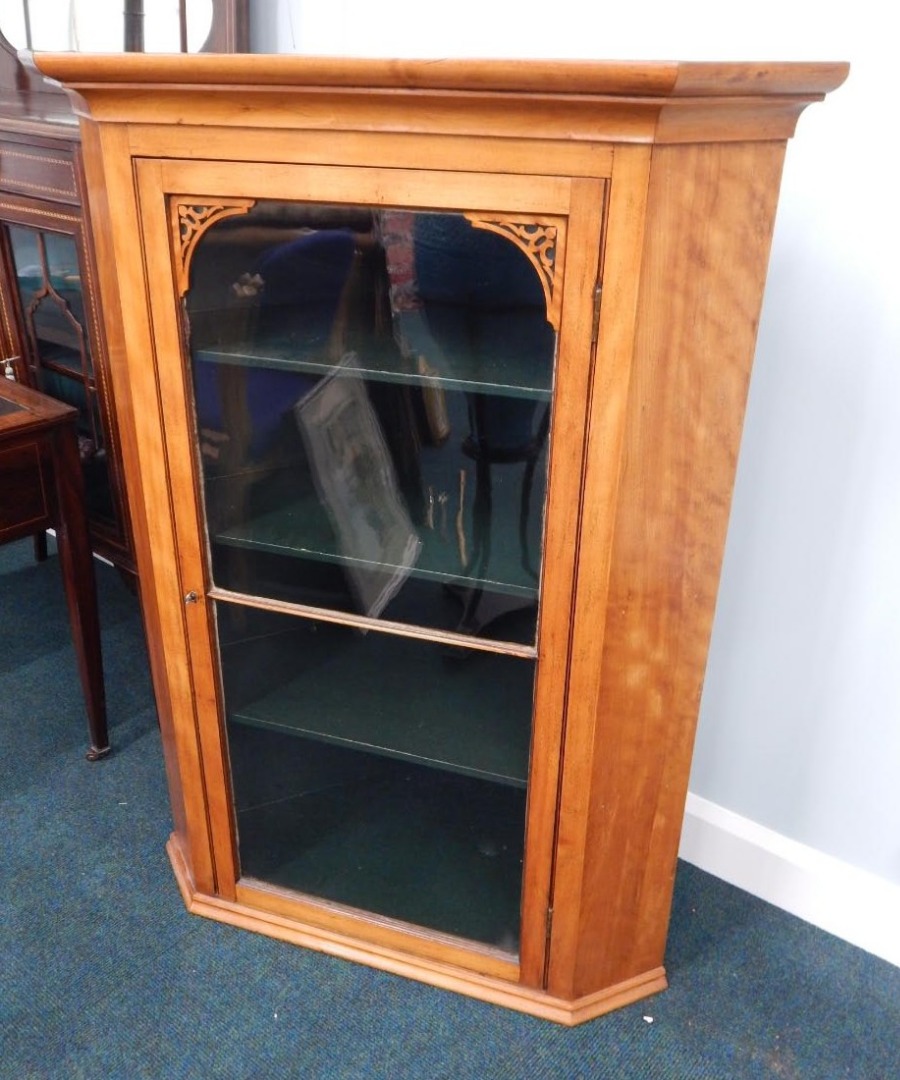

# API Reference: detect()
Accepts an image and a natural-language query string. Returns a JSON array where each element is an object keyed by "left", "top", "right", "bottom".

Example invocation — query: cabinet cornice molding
[
  {"left": 33, "top": 54, "right": 849, "bottom": 146},
  {"left": 30, "top": 53, "right": 849, "bottom": 97}
]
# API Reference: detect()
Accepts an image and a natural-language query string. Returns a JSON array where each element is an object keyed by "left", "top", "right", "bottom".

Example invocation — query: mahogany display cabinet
[
  {"left": 0, "top": 3, "right": 248, "bottom": 571},
  {"left": 36, "top": 52, "right": 847, "bottom": 1023},
  {"left": 0, "top": 29, "right": 133, "bottom": 569}
]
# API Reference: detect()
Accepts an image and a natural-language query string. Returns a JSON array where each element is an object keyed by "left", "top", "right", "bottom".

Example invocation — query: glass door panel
[
  {"left": 9, "top": 225, "right": 94, "bottom": 378},
  {"left": 6, "top": 223, "right": 112, "bottom": 520},
  {"left": 220, "top": 603, "right": 530, "bottom": 948},
  {"left": 183, "top": 198, "right": 561, "bottom": 951}
]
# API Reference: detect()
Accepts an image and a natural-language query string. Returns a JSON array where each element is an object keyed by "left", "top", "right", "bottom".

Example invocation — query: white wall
[{"left": 249, "top": 0, "right": 900, "bottom": 954}]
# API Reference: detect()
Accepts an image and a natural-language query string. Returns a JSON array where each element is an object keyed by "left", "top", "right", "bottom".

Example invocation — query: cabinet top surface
[
  {"left": 0, "top": 378, "right": 76, "bottom": 435},
  {"left": 32, "top": 53, "right": 848, "bottom": 99}
]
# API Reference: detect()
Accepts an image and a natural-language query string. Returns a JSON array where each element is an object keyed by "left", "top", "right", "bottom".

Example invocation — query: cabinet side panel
[{"left": 567, "top": 141, "right": 787, "bottom": 995}]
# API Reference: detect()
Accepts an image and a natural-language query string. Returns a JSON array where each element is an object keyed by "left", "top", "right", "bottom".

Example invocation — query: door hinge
[
  {"left": 591, "top": 282, "right": 603, "bottom": 346},
  {"left": 545, "top": 905, "right": 554, "bottom": 951}
]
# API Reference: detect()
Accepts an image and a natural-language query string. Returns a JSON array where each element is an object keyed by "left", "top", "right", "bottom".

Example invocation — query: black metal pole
[
  {"left": 123, "top": 0, "right": 144, "bottom": 52},
  {"left": 178, "top": 0, "right": 188, "bottom": 52}
]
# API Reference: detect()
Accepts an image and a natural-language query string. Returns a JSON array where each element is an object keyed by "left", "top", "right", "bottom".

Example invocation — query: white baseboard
[{"left": 679, "top": 792, "right": 900, "bottom": 969}]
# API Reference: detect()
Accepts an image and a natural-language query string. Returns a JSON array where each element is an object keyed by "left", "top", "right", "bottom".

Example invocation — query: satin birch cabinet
[{"left": 37, "top": 53, "right": 847, "bottom": 1024}]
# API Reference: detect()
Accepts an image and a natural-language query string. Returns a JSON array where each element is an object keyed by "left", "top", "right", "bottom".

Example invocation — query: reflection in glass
[
  {"left": 183, "top": 201, "right": 560, "bottom": 950},
  {"left": 188, "top": 204, "right": 556, "bottom": 643}
]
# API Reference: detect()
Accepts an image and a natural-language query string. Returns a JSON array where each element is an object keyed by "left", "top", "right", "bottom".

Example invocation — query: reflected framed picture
[{"left": 294, "top": 356, "right": 421, "bottom": 617}]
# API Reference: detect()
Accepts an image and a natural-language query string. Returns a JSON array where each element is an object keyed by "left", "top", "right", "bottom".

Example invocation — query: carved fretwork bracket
[
  {"left": 171, "top": 198, "right": 256, "bottom": 296},
  {"left": 465, "top": 216, "right": 563, "bottom": 331}
]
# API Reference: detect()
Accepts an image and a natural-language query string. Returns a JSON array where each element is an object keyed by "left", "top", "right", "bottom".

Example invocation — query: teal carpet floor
[{"left": 1, "top": 537, "right": 898, "bottom": 1079}]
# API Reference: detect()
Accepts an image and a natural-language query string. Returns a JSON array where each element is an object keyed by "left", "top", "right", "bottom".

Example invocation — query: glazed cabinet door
[
  {"left": 136, "top": 158, "right": 605, "bottom": 982},
  {"left": 0, "top": 201, "right": 131, "bottom": 566}
]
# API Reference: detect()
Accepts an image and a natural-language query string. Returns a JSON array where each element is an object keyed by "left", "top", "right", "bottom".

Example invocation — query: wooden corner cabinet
[{"left": 36, "top": 53, "right": 847, "bottom": 1023}]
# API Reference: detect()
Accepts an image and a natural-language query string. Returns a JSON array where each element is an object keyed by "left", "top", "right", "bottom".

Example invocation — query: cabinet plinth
[{"left": 36, "top": 51, "right": 848, "bottom": 1024}]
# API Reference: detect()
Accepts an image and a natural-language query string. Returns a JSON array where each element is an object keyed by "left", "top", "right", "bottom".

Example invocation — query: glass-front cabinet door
[
  {"left": 0, "top": 209, "right": 127, "bottom": 554},
  {"left": 146, "top": 161, "right": 599, "bottom": 972}
]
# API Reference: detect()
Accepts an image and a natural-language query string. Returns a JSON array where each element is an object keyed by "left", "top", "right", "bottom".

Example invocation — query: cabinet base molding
[{"left": 168, "top": 834, "right": 668, "bottom": 1025}]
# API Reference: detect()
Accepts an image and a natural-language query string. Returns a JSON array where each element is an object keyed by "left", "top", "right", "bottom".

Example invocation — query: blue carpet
[{"left": 1, "top": 537, "right": 898, "bottom": 1079}]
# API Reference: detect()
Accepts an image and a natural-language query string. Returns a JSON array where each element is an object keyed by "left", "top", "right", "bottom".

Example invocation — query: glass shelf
[
  {"left": 195, "top": 337, "right": 552, "bottom": 402},
  {"left": 214, "top": 490, "right": 540, "bottom": 601},
  {"left": 221, "top": 610, "right": 535, "bottom": 788},
  {"left": 198, "top": 367, "right": 548, "bottom": 638}
]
